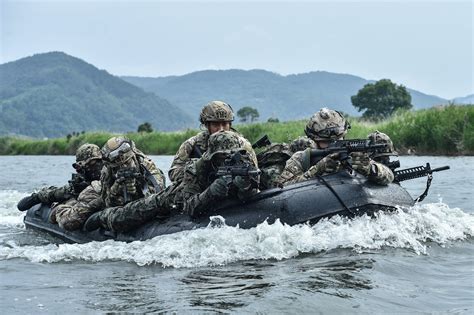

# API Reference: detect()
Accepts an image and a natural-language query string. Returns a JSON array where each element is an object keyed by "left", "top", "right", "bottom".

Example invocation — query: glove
[
  {"left": 69, "top": 173, "right": 88, "bottom": 195},
  {"left": 305, "top": 153, "right": 341, "bottom": 178},
  {"left": 233, "top": 175, "right": 252, "bottom": 191},
  {"left": 110, "top": 179, "right": 125, "bottom": 196},
  {"left": 124, "top": 178, "right": 137, "bottom": 195},
  {"left": 209, "top": 177, "right": 230, "bottom": 198},
  {"left": 350, "top": 152, "right": 371, "bottom": 176}
]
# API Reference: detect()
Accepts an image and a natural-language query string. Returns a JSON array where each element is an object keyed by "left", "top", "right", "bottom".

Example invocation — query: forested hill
[
  {"left": 0, "top": 52, "right": 192, "bottom": 138},
  {"left": 123, "top": 70, "right": 447, "bottom": 121}
]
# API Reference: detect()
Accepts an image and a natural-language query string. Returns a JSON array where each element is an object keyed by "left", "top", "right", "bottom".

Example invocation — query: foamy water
[
  {"left": 1, "top": 190, "right": 472, "bottom": 268},
  {"left": 1, "top": 156, "right": 473, "bottom": 313}
]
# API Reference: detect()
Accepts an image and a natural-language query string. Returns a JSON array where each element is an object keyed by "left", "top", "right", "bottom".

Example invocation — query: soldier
[
  {"left": 276, "top": 108, "right": 394, "bottom": 186},
  {"left": 53, "top": 178, "right": 104, "bottom": 231},
  {"left": 17, "top": 143, "right": 103, "bottom": 213},
  {"left": 84, "top": 130, "right": 259, "bottom": 232},
  {"left": 168, "top": 100, "right": 256, "bottom": 184},
  {"left": 257, "top": 135, "right": 317, "bottom": 190},
  {"left": 368, "top": 130, "right": 399, "bottom": 167},
  {"left": 100, "top": 136, "right": 166, "bottom": 207},
  {"left": 182, "top": 130, "right": 260, "bottom": 217}
]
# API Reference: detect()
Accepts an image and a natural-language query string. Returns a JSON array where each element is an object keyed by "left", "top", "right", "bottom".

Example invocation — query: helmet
[
  {"left": 74, "top": 144, "right": 102, "bottom": 168},
  {"left": 368, "top": 131, "right": 398, "bottom": 158},
  {"left": 202, "top": 130, "right": 244, "bottom": 161},
  {"left": 199, "top": 101, "right": 234, "bottom": 124},
  {"left": 289, "top": 136, "right": 316, "bottom": 153},
  {"left": 101, "top": 136, "right": 135, "bottom": 165},
  {"left": 304, "top": 108, "right": 350, "bottom": 141}
]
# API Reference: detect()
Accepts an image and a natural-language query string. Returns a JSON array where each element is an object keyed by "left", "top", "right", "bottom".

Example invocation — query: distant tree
[
  {"left": 351, "top": 79, "right": 413, "bottom": 120},
  {"left": 66, "top": 134, "right": 72, "bottom": 142},
  {"left": 138, "top": 122, "right": 153, "bottom": 133},
  {"left": 237, "top": 106, "right": 260, "bottom": 122},
  {"left": 267, "top": 117, "right": 279, "bottom": 123}
]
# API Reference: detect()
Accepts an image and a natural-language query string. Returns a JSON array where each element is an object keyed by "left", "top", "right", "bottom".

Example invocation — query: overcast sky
[{"left": 1, "top": 0, "right": 472, "bottom": 99}]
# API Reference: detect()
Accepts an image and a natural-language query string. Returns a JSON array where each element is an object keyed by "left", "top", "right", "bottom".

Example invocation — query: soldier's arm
[
  {"left": 181, "top": 161, "right": 216, "bottom": 217},
  {"left": 274, "top": 152, "right": 309, "bottom": 186},
  {"left": 56, "top": 183, "right": 104, "bottom": 231},
  {"left": 141, "top": 157, "right": 166, "bottom": 191},
  {"left": 36, "top": 184, "right": 74, "bottom": 205},
  {"left": 168, "top": 138, "right": 195, "bottom": 184},
  {"left": 367, "top": 161, "right": 394, "bottom": 185}
]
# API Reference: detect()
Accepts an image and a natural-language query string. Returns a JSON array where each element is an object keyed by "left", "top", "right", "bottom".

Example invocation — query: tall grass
[{"left": 1, "top": 105, "right": 472, "bottom": 156}]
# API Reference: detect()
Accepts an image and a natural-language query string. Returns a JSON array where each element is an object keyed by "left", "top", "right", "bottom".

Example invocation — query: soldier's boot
[
  {"left": 17, "top": 193, "right": 41, "bottom": 211},
  {"left": 83, "top": 212, "right": 103, "bottom": 232}
]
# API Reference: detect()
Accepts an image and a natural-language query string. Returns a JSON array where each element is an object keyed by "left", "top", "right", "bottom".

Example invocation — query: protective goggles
[
  {"left": 306, "top": 125, "right": 347, "bottom": 139},
  {"left": 106, "top": 142, "right": 132, "bottom": 161}
]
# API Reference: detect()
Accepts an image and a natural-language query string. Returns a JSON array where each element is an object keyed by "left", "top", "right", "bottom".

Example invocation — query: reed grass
[{"left": 1, "top": 105, "right": 472, "bottom": 156}]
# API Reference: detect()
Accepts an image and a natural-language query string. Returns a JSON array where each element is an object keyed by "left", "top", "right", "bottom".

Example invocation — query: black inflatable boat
[{"left": 23, "top": 172, "right": 415, "bottom": 244}]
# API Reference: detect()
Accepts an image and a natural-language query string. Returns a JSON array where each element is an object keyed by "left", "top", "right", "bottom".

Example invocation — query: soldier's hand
[
  {"left": 350, "top": 152, "right": 371, "bottom": 175},
  {"left": 209, "top": 177, "right": 230, "bottom": 198},
  {"left": 125, "top": 178, "right": 137, "bottom": 195},
  {"left": 319, "top": 153, "right": 342, "bottom": 173},
  {"left": 110, "top": 180, "right": 125, "bottom": 196},
  {"left": 233, "top": 175, "right": 252, "bottom": 191}
]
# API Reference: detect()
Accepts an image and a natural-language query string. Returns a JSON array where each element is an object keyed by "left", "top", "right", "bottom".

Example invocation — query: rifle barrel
[{"left": 431, "top": 166, "right": 450, "bottom": 172}]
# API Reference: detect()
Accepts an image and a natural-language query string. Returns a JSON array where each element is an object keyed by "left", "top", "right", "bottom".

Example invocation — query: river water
[{"left": 0, "top": 156, "right": 472, "bottom": 313}]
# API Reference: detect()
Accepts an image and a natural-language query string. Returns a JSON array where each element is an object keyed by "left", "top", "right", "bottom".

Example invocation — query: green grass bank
[{"left": 1, "top": 105, "right": 472, "bottom": 156}]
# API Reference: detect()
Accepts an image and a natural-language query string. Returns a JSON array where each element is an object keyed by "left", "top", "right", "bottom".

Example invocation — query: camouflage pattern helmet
[
  {"left": 199, "top": 101, "right": 234, "bottom": 124},
  {"left": 101, "top": 136, "right": 135, "bottom": 165},
  {"left": 202, "top": 130, "right": 245, "bottom": 161},
  {"left": 305, "top": 108, "right": 350, "bottom": 141},
  {"left": 289, "top": 136, "right": 317, "bottom": 153},
  {"left": 368, "top": 130, "right": 398, "bottom": 158},
  {"left": 75, "top": 144, "right": 102, "bottom": 167}
]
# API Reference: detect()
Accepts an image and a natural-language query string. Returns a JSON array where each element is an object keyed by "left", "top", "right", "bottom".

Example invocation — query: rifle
[
  {"left": 252, "top": 134, "right": 271, "bottom": 149},
  {"left": 68, "top": 173, "right": 89, "bottom": 196},
  {"left": 394, "top": 163, "right": 450, "bottom": 182},
  {"left": 215, "top": 152, "right": 261, "bottom": 187},
  {"left": 309, "top": 139, "right": 388, "bottom": 166},
  {"left": 394, "top": 163, "right": 450, "bottom": 202},
  {"left": 386, "top": 160, "right": 401, "bottom": 171},
  {"left": 115, "top": 167, "right": 142, "bottom": 202}
]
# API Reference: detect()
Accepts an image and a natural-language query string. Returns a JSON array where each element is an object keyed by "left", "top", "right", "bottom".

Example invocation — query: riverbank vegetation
[{"left": 1, "top": 105, "right": 472, "bottom": 156}]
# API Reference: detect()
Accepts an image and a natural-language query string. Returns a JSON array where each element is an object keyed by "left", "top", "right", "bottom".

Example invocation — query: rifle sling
[
  {"left": 415, "top": 173, "right": 433, "bottom": 203},
  {"left": 142, "top": 165, "right": 162, "bottom": 192},
  {"left": 316, "top": 175, "right": 355, "bottom": 215}
]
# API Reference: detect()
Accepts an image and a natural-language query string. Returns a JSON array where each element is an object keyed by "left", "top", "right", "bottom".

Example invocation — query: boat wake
[{"left": 0, "top": 190, "right": 473, "bottom": 268}]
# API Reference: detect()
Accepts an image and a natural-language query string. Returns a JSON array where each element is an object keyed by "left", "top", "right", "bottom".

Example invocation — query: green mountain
[
  {"left": 0, "top": 52, "right": 192, "bottom": 138},
  {"left": 123, "top": 70, "right": 448, "bottom": 121}
]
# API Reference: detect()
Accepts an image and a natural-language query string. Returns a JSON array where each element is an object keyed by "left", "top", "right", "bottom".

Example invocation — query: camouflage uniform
[
  {"left": 84, "top": 130, "right": 260, "bottom": 232},
  {"left": 276, "top": 108, "right": 393, "bottom": 186},
  {"left": 257, "top": 136, "right": 316, "bottom": 189},
  {"left": 275, "top": 149, "right": 394, "bottom": 186},
  {"left": 53, "top": 180, "right": 104, "bottom": 231},
  {"left": 90, "top": 183, "right": 181, "bottom": 232},
  {"left": 182, "top": 130, "right": 259, "bottom": 217},
  {"left": 100, "top": 137, "right": 166, "bottom": 207},
  {"left": 17, "top": 144, "right": 103, "bottom": 212},
  {"left": 168, "top": 100, "right": 257, "bottom": 184}
]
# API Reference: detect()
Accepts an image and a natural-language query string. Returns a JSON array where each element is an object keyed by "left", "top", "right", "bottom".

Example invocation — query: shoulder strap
[
  {"left": 141, "top": 164, "right": 163, "bottom": 192},
  {"left": 302, "top": 148, "right": 311, "bottom": 172}
]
